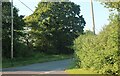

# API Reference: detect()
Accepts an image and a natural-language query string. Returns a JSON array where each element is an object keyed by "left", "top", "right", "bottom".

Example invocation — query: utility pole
[
  {"left": 0, "top": 0, "right": 2, "bottom": 68},
  {"left": 90, "top": 0, "right": 95, "bottom": 35},
  {"left": 11, "top": 0, "right": 13, "bottom": 59}
]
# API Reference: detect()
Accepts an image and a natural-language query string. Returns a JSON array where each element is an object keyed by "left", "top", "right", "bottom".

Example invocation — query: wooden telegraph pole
[
  {"left": 11, "top": 0, "right": 13, "bottom": 59},
  {"left": 90, "top": 0, "right": 95, "bottom": 34}
]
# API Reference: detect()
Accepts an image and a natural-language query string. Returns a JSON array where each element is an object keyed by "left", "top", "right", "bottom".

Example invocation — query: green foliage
[
  {"left": 13, "top": 41, "right": 33, "bottom": 57},
  {"left": 2, "top": 2, "right": 29, "bottom": 58},
  {"left": 74, "top": 14, "right": 119, "bottom": 75},
  {"left": 25, "top": 2, "right": 85, "bottom": 54},
  {"left": 2, "top": 1, "right": 85, "bottom": 59},
  {"left": 98, "top": 0, "right": 120, "bottom": 11}
]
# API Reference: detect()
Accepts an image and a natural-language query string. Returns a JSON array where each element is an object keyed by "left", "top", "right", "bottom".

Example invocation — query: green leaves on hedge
[{"left": 74, "top": 14, "right": 119, "bottom": 74}]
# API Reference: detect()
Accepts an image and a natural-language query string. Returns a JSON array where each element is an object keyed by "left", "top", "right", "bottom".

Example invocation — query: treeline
[
  {"left": 73, "top": 2, "right": 120, "bottom": 75},
  {"left": 2, "top": 1, "right": 86, "bottom": 58},
  {"left": 2, "top": 2, "right": 28, "bottom": 58}
]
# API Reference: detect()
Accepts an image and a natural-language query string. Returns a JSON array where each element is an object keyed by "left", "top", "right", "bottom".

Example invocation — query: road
[{"left": 2, "top": 59, "right": 73, "bottom": 74}]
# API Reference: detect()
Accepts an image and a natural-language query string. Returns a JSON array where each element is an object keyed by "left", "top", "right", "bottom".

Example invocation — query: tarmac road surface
[{"left": 2, "top": 59, "right": 73, "bottom": 75}]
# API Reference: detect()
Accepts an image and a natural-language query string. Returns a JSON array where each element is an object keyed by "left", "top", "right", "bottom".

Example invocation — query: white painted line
[
  {"left": 44, "top": 71, "right": 55, "bottom": 74},
  {"left": 44, "top": 72, "right": 50, "bottom": 74}
]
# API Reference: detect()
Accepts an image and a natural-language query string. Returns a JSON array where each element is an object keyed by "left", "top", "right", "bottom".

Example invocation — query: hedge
[{"left": 74, "top": 14, "right": 119, "bottom": 75}]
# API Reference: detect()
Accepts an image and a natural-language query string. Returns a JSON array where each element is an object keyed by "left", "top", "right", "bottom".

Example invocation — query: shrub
[
  {"left": 14, "top": 41, "right": 33, "bottom": 58},
  {"left": 74, "top": 14, "right": 119, "bottom": 75}
]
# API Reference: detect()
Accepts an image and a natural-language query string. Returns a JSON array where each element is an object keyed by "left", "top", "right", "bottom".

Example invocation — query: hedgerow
[{"left": 74, "top": 14, "right": 119, "bottom": 75}]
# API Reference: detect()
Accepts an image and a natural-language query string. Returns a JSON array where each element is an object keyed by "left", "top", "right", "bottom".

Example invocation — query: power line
[{"left": 18, "top": 0, "right": 34, "bottom": 12}]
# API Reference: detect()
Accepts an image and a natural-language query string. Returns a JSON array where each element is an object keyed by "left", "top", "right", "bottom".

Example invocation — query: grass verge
[
  {"left": 2, "top": 53, "right": 73, "bottom": 68},
  {"left": 65, "top": 68, "right": 98, "bottom": 74}
]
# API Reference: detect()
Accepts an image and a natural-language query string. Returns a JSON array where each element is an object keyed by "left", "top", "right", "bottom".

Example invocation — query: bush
[
  {"left": 14, "top": 41, "right": 33, "bottom": 58},
  {"left": 74, "top": 14, "right": 119, "bottom": 75}
]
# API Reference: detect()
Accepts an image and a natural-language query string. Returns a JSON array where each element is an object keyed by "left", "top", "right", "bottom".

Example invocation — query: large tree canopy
[{"left": 25, "top": 2, "right": 86, "bottom": 54}]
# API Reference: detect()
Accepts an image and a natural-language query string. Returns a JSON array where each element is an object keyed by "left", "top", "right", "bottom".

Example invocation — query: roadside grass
[
  {"left": 0, "top": 57, "right": 1, "bottom": 69},
  {"left": 65, "top": 68, "right": 98, "bottom": 74},
  {"left": 65, "top": 59, "right": 98, "bottom": 74},
  {"left": 2, "top": 53, "right": 73, "bottom": 68},
  {"left": 65, "top": 58, "right": 78, "bottom": 69}
]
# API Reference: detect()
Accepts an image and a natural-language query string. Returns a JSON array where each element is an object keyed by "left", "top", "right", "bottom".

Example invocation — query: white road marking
[
  {"left": 44, "top": 72, "right": 50, "bottom": 74},
  {"left": 1, "top": 71, "right": 66, "bottom": 74},
  {"left": 44, "top": 71, "right": 56, "bottom": 74}
]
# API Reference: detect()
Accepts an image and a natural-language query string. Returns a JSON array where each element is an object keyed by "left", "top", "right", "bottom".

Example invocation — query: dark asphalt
[{"left": 2, "top": 59, "right": 73, "bottom": 72}]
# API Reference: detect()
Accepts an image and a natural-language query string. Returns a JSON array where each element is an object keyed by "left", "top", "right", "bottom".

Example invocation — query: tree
[
  {"left": 84, "top": 30, "right": 94, "bottom": 35},
  {"left": 101, "top": 1, "right": 120, "bottom": 11},
  {"left": 2, "top": 2, "right": 26, "bottom": 58},
  {"left": 25, "top": 1, "right": 86, "bottom": 54},
  {"left": 97, "top": 0, "right": 120, "bottom": 13}
]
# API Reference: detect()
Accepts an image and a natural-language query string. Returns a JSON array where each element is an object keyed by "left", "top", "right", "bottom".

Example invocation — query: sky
[{"left": 13, "top": 0, "right": 110, "bottom": 34}]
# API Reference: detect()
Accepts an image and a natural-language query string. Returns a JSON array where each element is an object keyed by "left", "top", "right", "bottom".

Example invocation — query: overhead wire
[{"left": 18, "top": 0, "right": 34, "bottom": 12}]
